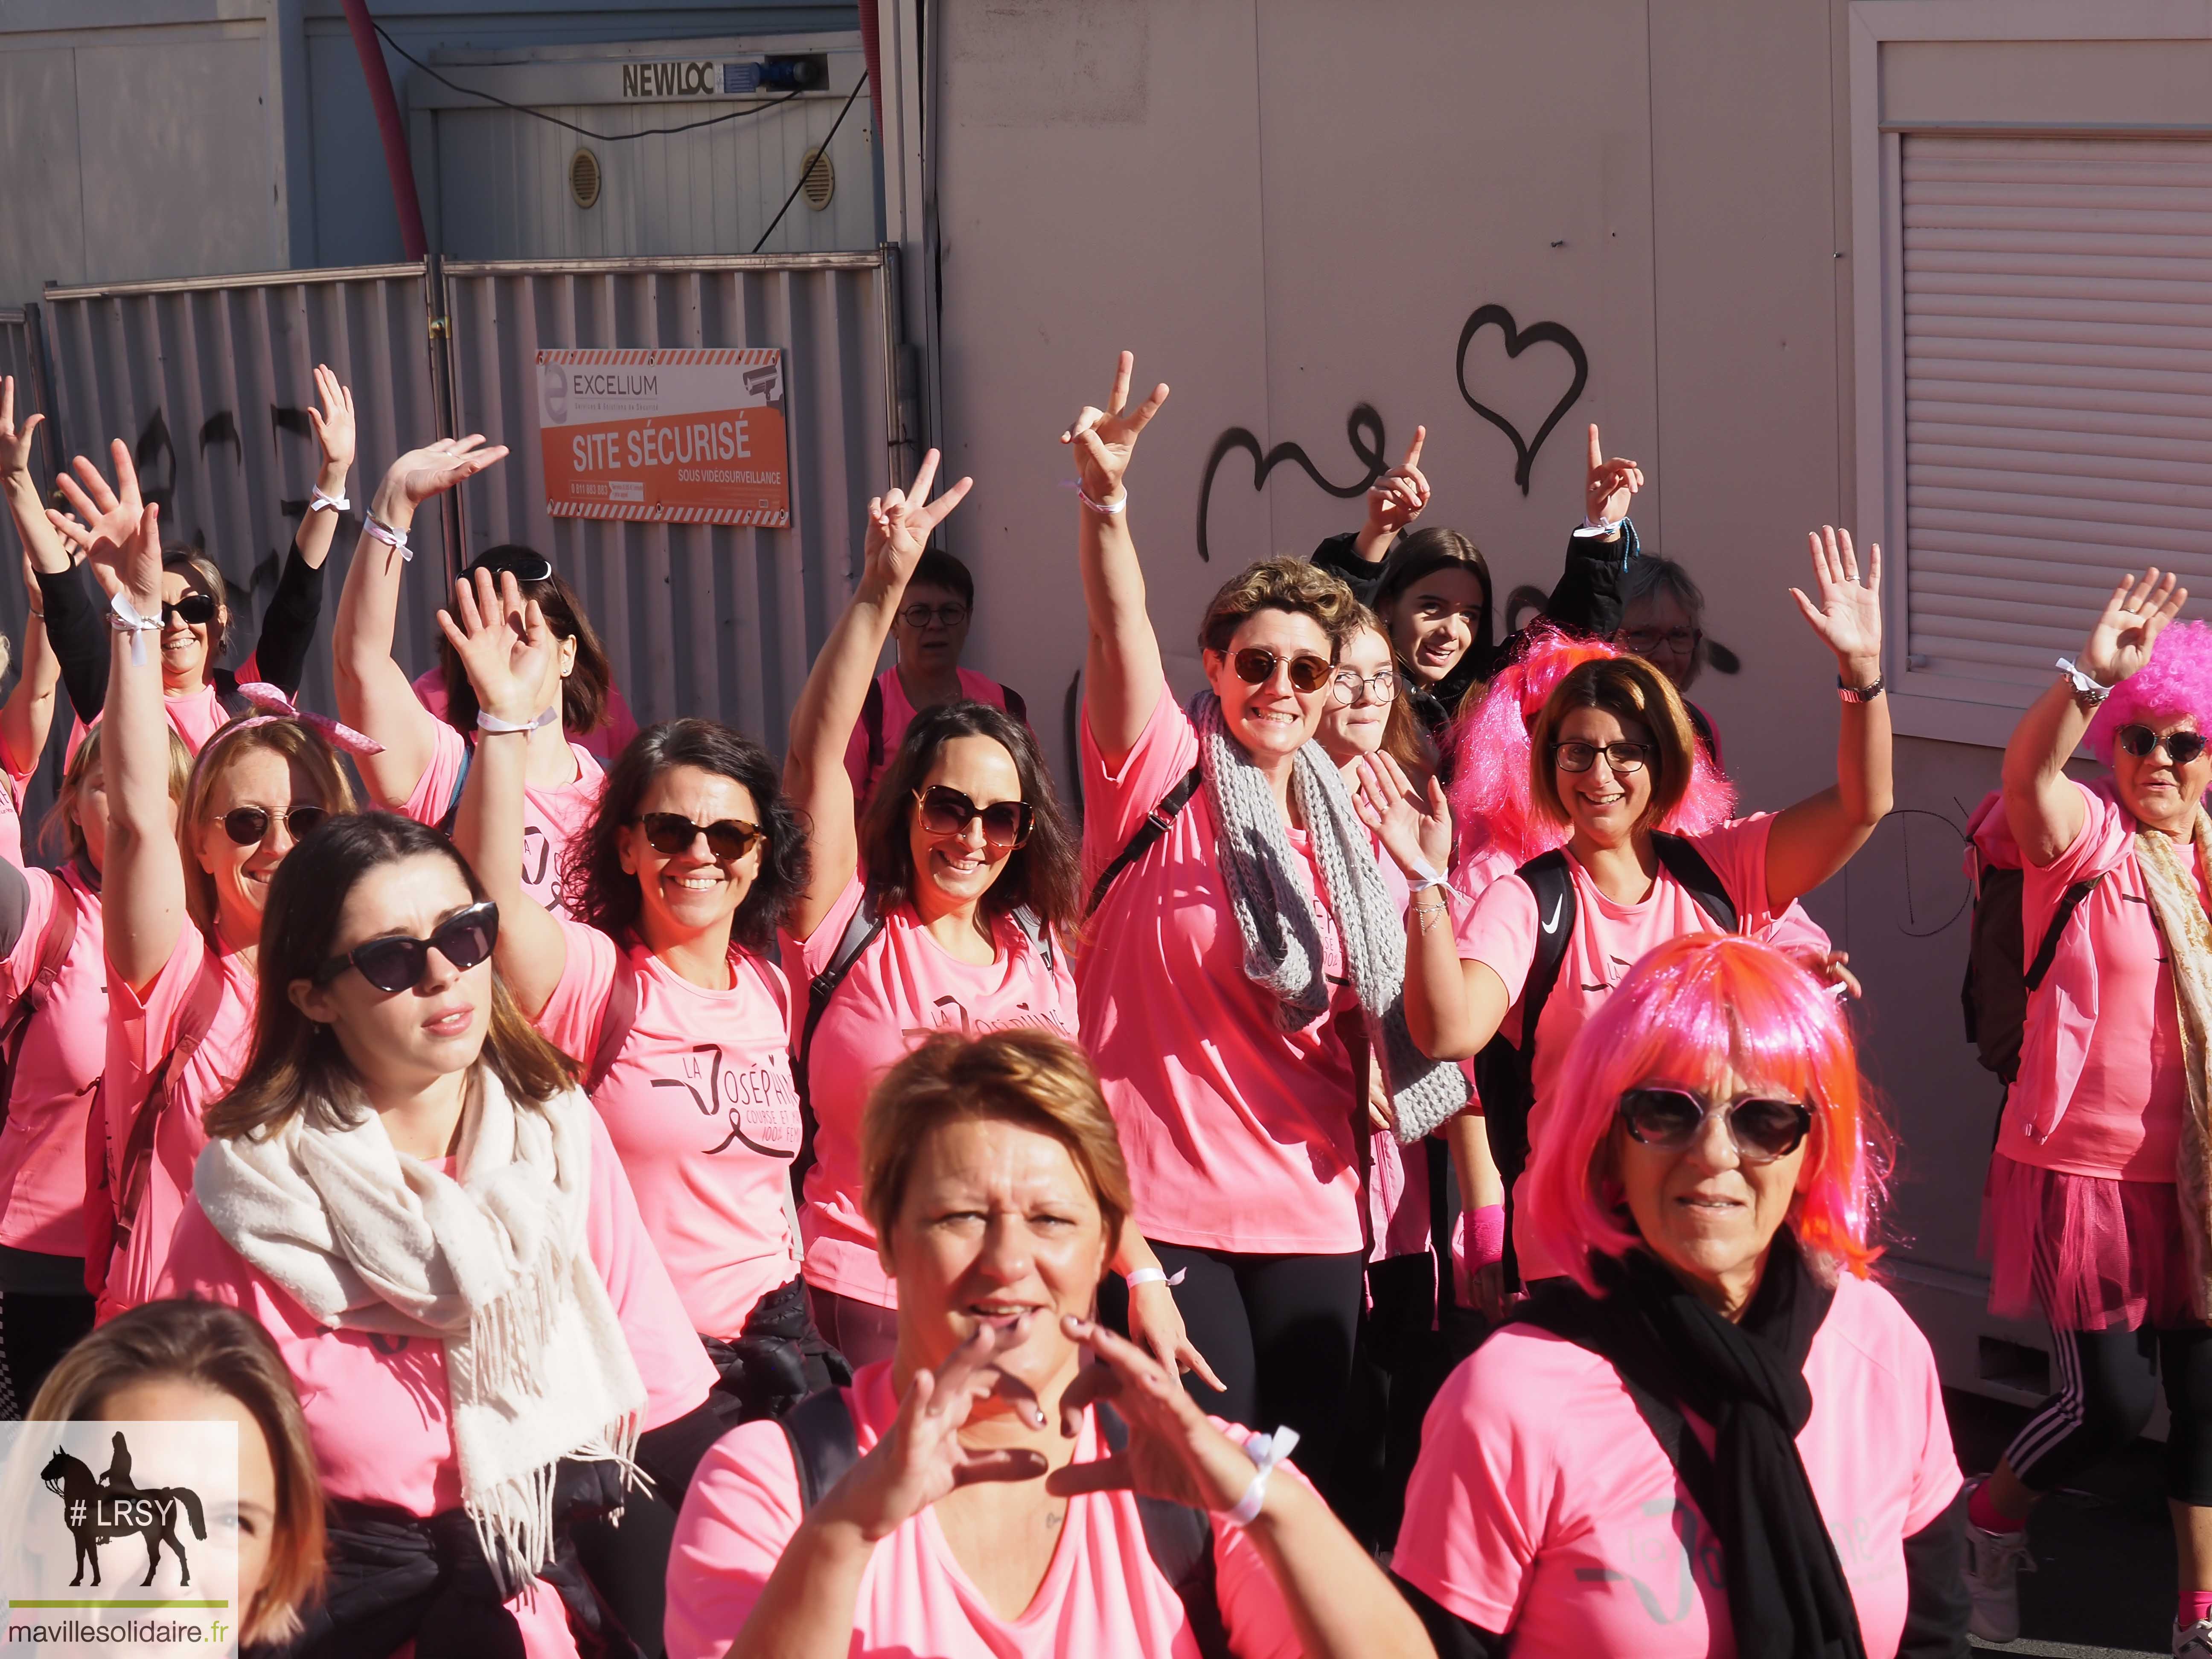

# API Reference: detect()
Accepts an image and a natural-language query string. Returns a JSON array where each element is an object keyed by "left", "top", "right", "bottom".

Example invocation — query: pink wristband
[{"left": 1460, "top": 1205, "right": 1506, "bottom": 1269}]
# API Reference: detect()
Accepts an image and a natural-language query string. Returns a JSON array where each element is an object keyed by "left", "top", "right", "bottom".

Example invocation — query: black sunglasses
[
  {"left": 314, "top": 900, "right": 501, "bottom": 992},
  {"left": 1231, "top": 647, "right": 1334, "bottom": 694},
  {"left": 162, "top": 593, "right": 219, "bottom": 628},
  {"left": 1553, "top": 740, "right": 1656, "bottom": 775},
  {"left": 636, "top": 812, "right": 765, "bottom": 861},
  {"left": 913, "top": 784, "right": 1034, "bottom": 848},
  {"left": 1617, "top": 1086, "right": 1814, "bottom": 1164},
  {"left": 2117, "top": 724, "right": 2208, "bottom": 766},
  {"left": 218, "top": 804, "right": 328, "bottom": 846},
  {"left": 463, "top": 549, "right": 556, "bottom": 585}
]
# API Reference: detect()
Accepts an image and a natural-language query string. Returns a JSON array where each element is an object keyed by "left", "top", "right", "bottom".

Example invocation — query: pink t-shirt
[
  {"left": 2000, "top": 778, "right": 2202, "bottom": 1179},
  {"left": 67, "top": 682, "right": 229, "bottom": 769},
  {"left": 0, "top": 864, "right": 103, "bottom": 1255},
  {"left": 99, "top": 924, "right": 257, "bottom": 1313},
  {"left": 400, "top": 719, "right": 605, "bottom": 920},
  {"left": 535, "top": 920, "right": 801, "bottom": 1340},
  {"left": 412, "top": 666, "right": 641, "bottom": 765},
  {"left": 784, "top": 875, "right": 1080, "bottom": 1309},
  {"left": 665, "top": 1360, "right": 1305, "bottom": 1659},
  {"left": 155, "top": 1109, "right": 716, "bottom": 1659},
  {"left": 0, "top": 732, "right": 33, "bottom": 870},
  {"left": 1394, "top": 1271, "right": 1962, "bottom": 1658},
  {"left": 843, "top": 667, "right": 1015, "bottom": 802},
  {"left": 1079, "top": 684, "right": 1363, "bottom": 1256}
]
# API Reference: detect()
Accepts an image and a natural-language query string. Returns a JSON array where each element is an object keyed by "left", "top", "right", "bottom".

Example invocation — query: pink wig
[
  {"left": 1448, "top": 625, "right": 1736, "bottom": 868},
  {"left": 1520, "top": 932, "right": 1890, "bottom": 1295},
  {"left": 2084, "top": 619, "right": 2212, "bottom": 767}
]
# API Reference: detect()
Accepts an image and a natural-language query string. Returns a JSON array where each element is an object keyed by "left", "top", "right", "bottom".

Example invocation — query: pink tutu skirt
[{"left": 1982, "top": 1152, "right": 2194, "bottom": 1331}]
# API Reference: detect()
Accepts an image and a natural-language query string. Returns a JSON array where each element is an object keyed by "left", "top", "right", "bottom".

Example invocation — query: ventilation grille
[
  {"left": 569, "top": 148, "right": 602, "bottom": 210},
  {"left": 799, "top": 147, "right": 835, "bottom": 211}
]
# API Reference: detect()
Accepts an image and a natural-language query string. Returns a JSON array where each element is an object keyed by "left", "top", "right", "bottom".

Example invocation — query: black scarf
[{"left": 1516, "top": 1231, "right": 1865, "bottom": 1659}]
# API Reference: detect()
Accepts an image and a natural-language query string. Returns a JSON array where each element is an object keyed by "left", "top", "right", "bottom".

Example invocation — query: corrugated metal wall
[
  {"left": 38, "top": 265, "right": 450, "bottom": 718},
  {"left": 441, "top": 249, "right": 909, "bottom": 751}
]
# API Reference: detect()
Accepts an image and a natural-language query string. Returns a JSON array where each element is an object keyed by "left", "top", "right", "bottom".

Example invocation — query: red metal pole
[{"left": 340, "top": 0, "right": 429, "bottom": 261}]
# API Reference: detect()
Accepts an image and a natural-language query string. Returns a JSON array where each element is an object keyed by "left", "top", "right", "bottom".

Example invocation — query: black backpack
[
  {"left": 1959, "top": 792, "right": 2099, "bottom": 1087},
  {"left": 778, "top": 1388, "right": 1230, "bottom": 1658},
  {"left": 1473, "top": 834, "right": 1737, "bottom": 1286}
]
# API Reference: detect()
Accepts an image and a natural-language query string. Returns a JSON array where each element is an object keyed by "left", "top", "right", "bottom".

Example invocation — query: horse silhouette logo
[{"left": 38, "top": 1431, "right": 207, "bottom": 1588}]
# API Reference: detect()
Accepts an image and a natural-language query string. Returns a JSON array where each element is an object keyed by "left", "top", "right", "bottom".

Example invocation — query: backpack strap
[
  {"left": 0, "top": 876, "right": 82, "bottom": 1132},
  {"left": 1010, "top": 905, "right": 1055, "bottom": 975},
  {"left": 1086, "top": 767, "right": 1202, "bottom": 920},
  {"left": 585, "top": 956, "right": 643, "bottom": 1096},
  {"left": 2024, "top": 877, "right": 2101, "bottom": 994},
  {"left": 112, "top": 958, "right": 229, "bottom": 1257},
  {"left": 438, "top": 741, "right": 476, "bottom": 838},
  {"left": 1001, "top": 684, "right": 1028, "bottom": 726},
  {"left": 213, "top": 668, "right": 252, "bottom": 721},
  {"left": 1095, "top": 1405, "right": 1231, "bottom": 1659},
  {"left": 861, "top": 677, "right": 886, "bottom": 779},
  {"left": 1648, "top": 830, "right": 1739, "bottom": 934},
  {"left": 780, "top": 1387, "right": 863, "bottom": 1514},
  {"left": 799, "top": 895, "right": 888, "bottom": 1076},
  {"left": 1513, "top": 850, "right": 1578, "bottom": 1071}
]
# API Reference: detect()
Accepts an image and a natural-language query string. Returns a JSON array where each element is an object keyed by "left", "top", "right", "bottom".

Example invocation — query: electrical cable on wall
[
  {"left": 371, "top": 23, "right": 805, "bottom": 141},
  {"left": 751, "top": 70, "right": 869, "bottom": 253}
]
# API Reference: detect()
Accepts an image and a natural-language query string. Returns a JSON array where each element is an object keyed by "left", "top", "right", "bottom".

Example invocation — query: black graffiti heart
[
  {"left": 1455, "top": 304, "right": 1587, "bottom": 496},
  {"left": 1195, "top": 404, "right": 1388, "bottom": 563}
]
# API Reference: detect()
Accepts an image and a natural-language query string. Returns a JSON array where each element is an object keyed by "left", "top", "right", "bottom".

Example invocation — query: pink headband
[{"left": 230, "top": 682, "right": 385, "bottom": 757}]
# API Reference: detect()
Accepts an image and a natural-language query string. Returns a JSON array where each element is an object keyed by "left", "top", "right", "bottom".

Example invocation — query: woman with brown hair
[
  {"left": 152, "top": 809, "right": 718, "bottom": 1656},
  {"left": 29, "top": 1298, "right": 326, "bottom": 1647}
]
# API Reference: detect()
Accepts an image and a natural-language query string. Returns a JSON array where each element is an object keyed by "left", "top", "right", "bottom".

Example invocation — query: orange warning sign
[{"left": 536, "top": 348, "right": 790, "bottom": 527}]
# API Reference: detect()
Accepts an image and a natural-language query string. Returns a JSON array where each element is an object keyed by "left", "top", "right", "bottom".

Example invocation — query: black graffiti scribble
[
  {"left": 198, "top": 410, "right": 239, "bottom": 461},
  {"left": 133, "top": 409, "right": 176, "bottom": 519},
  {"left": 1196, "top": 404, "right": 1388, "bottom": 564},
  {"left": 1456, "top": 303, "right": 1588, "bottom": 495}
]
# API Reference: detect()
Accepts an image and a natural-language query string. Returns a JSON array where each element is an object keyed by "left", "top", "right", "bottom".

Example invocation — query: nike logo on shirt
[{"left": 1541, "top": 894, "right": 1565, "bottom": 934}]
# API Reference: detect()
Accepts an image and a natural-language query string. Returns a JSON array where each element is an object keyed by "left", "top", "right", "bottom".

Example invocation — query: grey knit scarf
[{"left": 1191, "top": 691, "right": 1469, "bottom": 1142}]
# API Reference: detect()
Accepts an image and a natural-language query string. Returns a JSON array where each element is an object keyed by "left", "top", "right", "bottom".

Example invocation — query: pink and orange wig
[
  {"left": 2084, "top": 618, "right": 2212, "bottom": 768},
  {"left": 1449, "top": 625, "right": 1736, "bottom": 870},
  {"left": 1521, "top": 932, "right": 1890, "bottom": 1295}
]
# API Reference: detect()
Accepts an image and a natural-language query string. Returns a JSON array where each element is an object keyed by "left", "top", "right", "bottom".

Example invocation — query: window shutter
[{"left": 1902, "top": 134, "right": 2212, "bottom": 692}]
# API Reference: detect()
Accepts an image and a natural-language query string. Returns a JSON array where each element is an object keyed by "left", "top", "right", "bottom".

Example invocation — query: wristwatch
[{"left": 1837, "top": 674, "right": 1885, "bottom": 704}]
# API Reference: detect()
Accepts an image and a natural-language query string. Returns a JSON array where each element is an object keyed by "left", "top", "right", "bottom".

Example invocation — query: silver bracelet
[{"left": 2056, "top": 657, "right": 2112, "bottom": 707}]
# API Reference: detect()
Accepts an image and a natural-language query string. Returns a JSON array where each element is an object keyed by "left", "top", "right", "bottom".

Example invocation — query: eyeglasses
[
  {"left": 1620, "top": 626, "right": 1701, "bottom": 656},
  {"left": 313, "top": 900, "right": 501, "bottom": 991},
  {"left": 1330, "top": 669, "right": 1399, "bottom": 707},
  {"left": 914, "top": 784, "right": 1034, "bottom": 848},
  {"left": 1617, "top": 1086, "right": 1814, "bottom": 1164},
  {"left": 161, "top": 594, "right": 218, "bottom": 629},
  {"left": 2117, "top": 724, "right": 2208, "bottom": 766},
  {"left": 462, "top": 549, "right": 555, "bottom": 585},
  {"left": 897, "top": 602, "right": 970, "bottom": 631},
  {"left": 1231, "top": 648, "right": 1334, "bottom": 695},
  {"left": 218, "top": 804, "right": 328, "bottom": 846},
  {"left": 636, "top": 812, "right": 766, "bottom": 861},
  {"left": 1552, "top": 740, "right": 1656, "bottom": 774}
]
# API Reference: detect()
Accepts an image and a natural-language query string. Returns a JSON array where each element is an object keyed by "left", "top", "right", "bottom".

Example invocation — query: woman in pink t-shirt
[
  {"left": 1395, "top": 934, "right": 1967, "bottom": 1659},
  {"left": 1449, "top": 531, "right": 1892, "bottom": 1280},
  {"left": 1062, "top": 352, "right": 1473, "bottom": 1493},
  {"left": 48, "top": 439, "right": 367, "bottom": 1319},
  {"left": 153, "top": 810, "right": 719, "bottom": 1657},
  {"left": 444, "top": 569, "right": 835, "bottom": 1421},
  {"left": 0, "top": 724, "right": 188, "bottom": 1411},
  {"left": 782, "top": 452, "right": 1203, "bottom": 1379},
  {"left": 665, "top": 1027, "right": 1429, "bottom": 1659},
  {"left": 1964, "top": 573, "right": 2212, "bottom": 1652},
  {"left": 335, "top": 445, "right": 613, "bottom": 920}
]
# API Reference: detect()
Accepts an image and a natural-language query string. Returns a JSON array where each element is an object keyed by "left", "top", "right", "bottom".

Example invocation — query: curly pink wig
[
  {"left": 2084, "top": 619, "right": 2212, "bottom": 767},
  {"left": 1448, "top": 625, "right": 1736, "bottom": 868},
  {"left": 1520, "top": 932, "right": 1890, "bottom": 1295}
]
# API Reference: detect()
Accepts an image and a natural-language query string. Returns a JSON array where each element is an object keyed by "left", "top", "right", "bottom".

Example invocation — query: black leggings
[
  {"left": 0, "top": 1291, "right": 93, "bottom": 1419},
  {"left": 2007, "top": 1322, "right": 2212, "bottom": 1504},
  {"left": 1100, "top": 1243, "right": 1367, "bottom": 1491}
]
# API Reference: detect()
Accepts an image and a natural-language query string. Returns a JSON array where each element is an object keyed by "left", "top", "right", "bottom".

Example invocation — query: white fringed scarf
[
  {"left": 2133, "top": 814, "right": 2212, "bottom": 1319},
  {"left": 194, "top": 1069, "right": 645, "bottom": 1587}
]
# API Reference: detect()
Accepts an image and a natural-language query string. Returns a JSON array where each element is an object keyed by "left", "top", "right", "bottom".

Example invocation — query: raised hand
[
  {"left": 1585, "top": 424, "right": 1643, "bottom": 527},
  {"left": 435, "top": 570, "right": 554, "bottom": 727},
  {"left": 1788, "top": 526, "right": 1883, "bottom": 678},
  {"left": 308, "top": 364, "right": 357, "bottom": 478},
  {"left": 1351, "top": 751, "right": 1452, "bottom": 879},
  {"left": 1362, "top": 427, "right": 1430, "bottom": 541},
  {"left": 1060, "top": 350, "right": 1170, "bottom": 504},
  {"left": 863, "top": 449, "right": 973, "bottom": 596},
  {"left": 0, "top": 377, "right": 41, "bottom": 483},
  {"left": 1048, "top": 1317, "right": 1266, "bottom": 1514},
  {"left": 815, "top": 1323, "right": 1050, "bottom": 1543},
  {"left": 372, "top": 434, "right": 508, "bottom": 520},
  {"left": 49, "top": 442, "right": 160, "bottom": 606},
  {"left": 2078, "top": 568, "right": 2187, "bottom": 687}
]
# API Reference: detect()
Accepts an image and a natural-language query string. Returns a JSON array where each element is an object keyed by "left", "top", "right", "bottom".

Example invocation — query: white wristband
[
  {"left": 1077, "top": 482, "right": 1128, "bottom": 516},
  {"left": 1225, "top": 1426, "right": 1301, "bottom": 1528},
  {"left": 476, "top": 707, "right": 558, "bottom": 736},
  {"left": 2056, "top": 657, "right": 2112, "bottom": 705},
  {"left": 363, "top": 513, "right": 411, "bottom": 562},
  {"left": 309, "top": 487, "right": 350, "bottom": 515},
  {"left": 107, "top": 591, "right": 162, "bottom": 667},
  {"left": 1123, "top": 1267, "right": 1187, "bottom": 1289}
]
